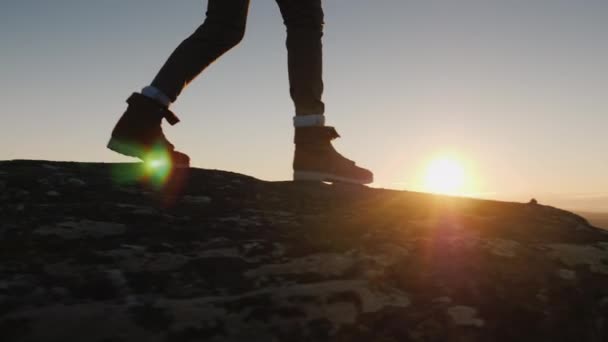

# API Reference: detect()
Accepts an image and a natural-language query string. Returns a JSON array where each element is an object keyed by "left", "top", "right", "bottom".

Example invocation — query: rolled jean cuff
[{"left": 293, "top": 114, "right": 325, "bottom": 127}]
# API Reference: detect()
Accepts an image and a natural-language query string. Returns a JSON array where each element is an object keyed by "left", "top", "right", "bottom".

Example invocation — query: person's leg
[
  {"left": 109, "top": 0, "right": 250, "bottom": 166},
  {"left": 148, "top": 0, "right": 250, "bottom": 105},
  {"left": 277, "top": 0, "right": 373, "bottom": 184},
  {"left": 275, "top": 0, "right": 325, "bottom": 120}
]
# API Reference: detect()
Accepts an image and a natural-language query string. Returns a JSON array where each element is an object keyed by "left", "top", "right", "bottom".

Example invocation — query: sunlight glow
[
  {"left": 146, "top": 158, "right": 168, "bottom": 171},
  {"left": 424, "top": 157, "right": 466, "bottom": 195},
  {"left": 142, "top": 146, "right": 173, "bottom": 188}
]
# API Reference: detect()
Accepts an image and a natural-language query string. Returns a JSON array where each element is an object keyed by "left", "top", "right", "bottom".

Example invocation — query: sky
[{"left": 1, "top": 0, "right": 607, "bottom": 211}]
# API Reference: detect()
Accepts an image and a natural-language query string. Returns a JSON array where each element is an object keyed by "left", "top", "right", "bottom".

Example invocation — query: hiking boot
[
  {"left": 107, "top": 93, "right": 190, "bottom": 167},
  {"left": 293, "top": 126, "right": 373, "bottom": 184}
]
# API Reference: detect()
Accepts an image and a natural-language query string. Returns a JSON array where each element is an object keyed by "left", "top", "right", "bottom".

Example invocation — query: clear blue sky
[{"left": 1, "top": 0, "right": 607, "bottom": 211}]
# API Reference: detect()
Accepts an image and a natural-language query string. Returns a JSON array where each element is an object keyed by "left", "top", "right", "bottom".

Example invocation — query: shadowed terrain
[
  {"left": 576, "top": 211, "right": 608, "bottom": 230},
  {"left": 1, "top": 160, "right": 608, "bottom": 342}
]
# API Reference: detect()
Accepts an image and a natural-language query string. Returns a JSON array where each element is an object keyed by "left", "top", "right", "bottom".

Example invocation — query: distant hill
[
  {"left": 2, "top": 160, "right": 608, "bottom": 341},
  {"left": 575, "top": 211, "right": 608, "bottom": 230}
]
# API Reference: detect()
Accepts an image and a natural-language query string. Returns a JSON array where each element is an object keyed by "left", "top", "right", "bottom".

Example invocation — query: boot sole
[
  {"left": 293, "top": 171, "right": 372, "bottom": 185},
  {"left": 107, "top": 137, "right": 144, "bottom": 159},
  {"left": 107, "top": 137, "right": 189, "bottom": 168}
]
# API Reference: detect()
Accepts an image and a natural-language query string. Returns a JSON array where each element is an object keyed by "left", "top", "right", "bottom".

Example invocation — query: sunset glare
[{"left": 423, "top": 157, "right": 467, "bottom": 196}]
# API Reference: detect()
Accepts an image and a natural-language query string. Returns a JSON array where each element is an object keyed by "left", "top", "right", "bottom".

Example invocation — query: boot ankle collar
[
  {"left": 294, "top": 126, "right": 340, "bottom": 144},
  {"left": 127, "top": 93, "right": 180, "bottom": 126}
]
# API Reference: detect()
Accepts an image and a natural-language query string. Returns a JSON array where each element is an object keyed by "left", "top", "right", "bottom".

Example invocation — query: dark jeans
[{"left": 151, "top": 0, "right": 325, "bottom": 116}]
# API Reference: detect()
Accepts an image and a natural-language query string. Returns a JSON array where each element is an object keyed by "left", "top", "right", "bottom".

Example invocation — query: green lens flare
[
  {"left": 145, "top": 158, "right": 167, "bottom": 171},
  {"left": 143, "top": 146, "right": 172, "bottom": 188},
  {"left": 109, "top": 143, "right": 173, "bottom": 188}
]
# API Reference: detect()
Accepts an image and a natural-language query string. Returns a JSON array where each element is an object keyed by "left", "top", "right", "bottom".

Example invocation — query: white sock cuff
[
  {"left": 141, "top": 86, "right": 172, "bottom": 107},
  {"left": 293, "top": 115, "right": 326, "bottom": 127}
]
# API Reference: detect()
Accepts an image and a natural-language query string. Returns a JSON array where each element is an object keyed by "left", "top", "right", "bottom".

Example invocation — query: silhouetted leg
[
  {"left": 150, "top": 0, "right": 250, "bottom": 103},
  {"left": 276, "top": 0, "right": 325, "bottom": 116}
]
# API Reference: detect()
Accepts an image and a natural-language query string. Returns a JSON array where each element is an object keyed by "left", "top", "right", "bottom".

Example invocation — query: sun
[{"left": 423, "top": 157, "right": 466, "bottom": 195}]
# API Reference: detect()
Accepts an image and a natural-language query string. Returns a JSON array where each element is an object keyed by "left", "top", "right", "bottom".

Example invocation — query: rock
[
  {"left": 536, "top": 289, "right": 549, "bottom": 302},
  {"left": 106, "top": 269, "right": 128, "bottom": 286},
  {"left": 546, "top": 243, "right": 608, "bottom": 275},
  {"left": 28, "top": 287, "right": 49, "bottom": 305},
  {"left": 557, "top": 268, "right": 577, "bottom": 281},
  {"left": 244, "top": 253, "right": 356, "bottom": 278},
  {"left": 16, "top": 189, "right": 29, "bottom": 198},
  {"left": 432, "top": 296, "right": 453, "bottom": 305},
  {"left": 182, "top": 195, "right": 212, "bottom": 205},
  {"left": 0, "top": 160, "right": 607, "bottom": 341},
  {"left": 50, "top": 287, "right": 69, "bottom": 298},
  {"left": 34, "top": 220, "right": 126, "bottom": 239},
  {"left": 446, "top": 306, "right": 485, "bottom": 327},
  {"left": 67, "top": 178, "right": 86, "bottom": 187},
  {"left": 486, "top": 239, "right": 520, "bottom": 258},
  {"left": 120, "top": 244, "right": 146, "bottom": 253}
]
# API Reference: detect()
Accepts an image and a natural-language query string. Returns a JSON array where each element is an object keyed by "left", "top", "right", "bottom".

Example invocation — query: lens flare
[
  {"left": 109, "top": 142, "right": 176, "bottom": 190},
  {"left": 424, "top": 157, "right": 466, "bottom": 195},
  {"left": 145, "top": 158, "right": 169, "bottom": 174},
  {"left": 143, "top": 146, "right": 173, "bottom": 188}
]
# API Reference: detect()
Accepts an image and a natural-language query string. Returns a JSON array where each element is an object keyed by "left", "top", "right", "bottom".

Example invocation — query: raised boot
[
  {"left": 293, "top": 126, "right": 373, "bottom": 184},
  {"left": 107, "top": 93, "right": 190, "bottom": 167}
]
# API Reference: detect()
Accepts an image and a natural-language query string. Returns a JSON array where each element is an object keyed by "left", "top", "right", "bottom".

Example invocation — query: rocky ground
[{"left": 1, "top": 160, "right": 608, "bottom": 342}]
